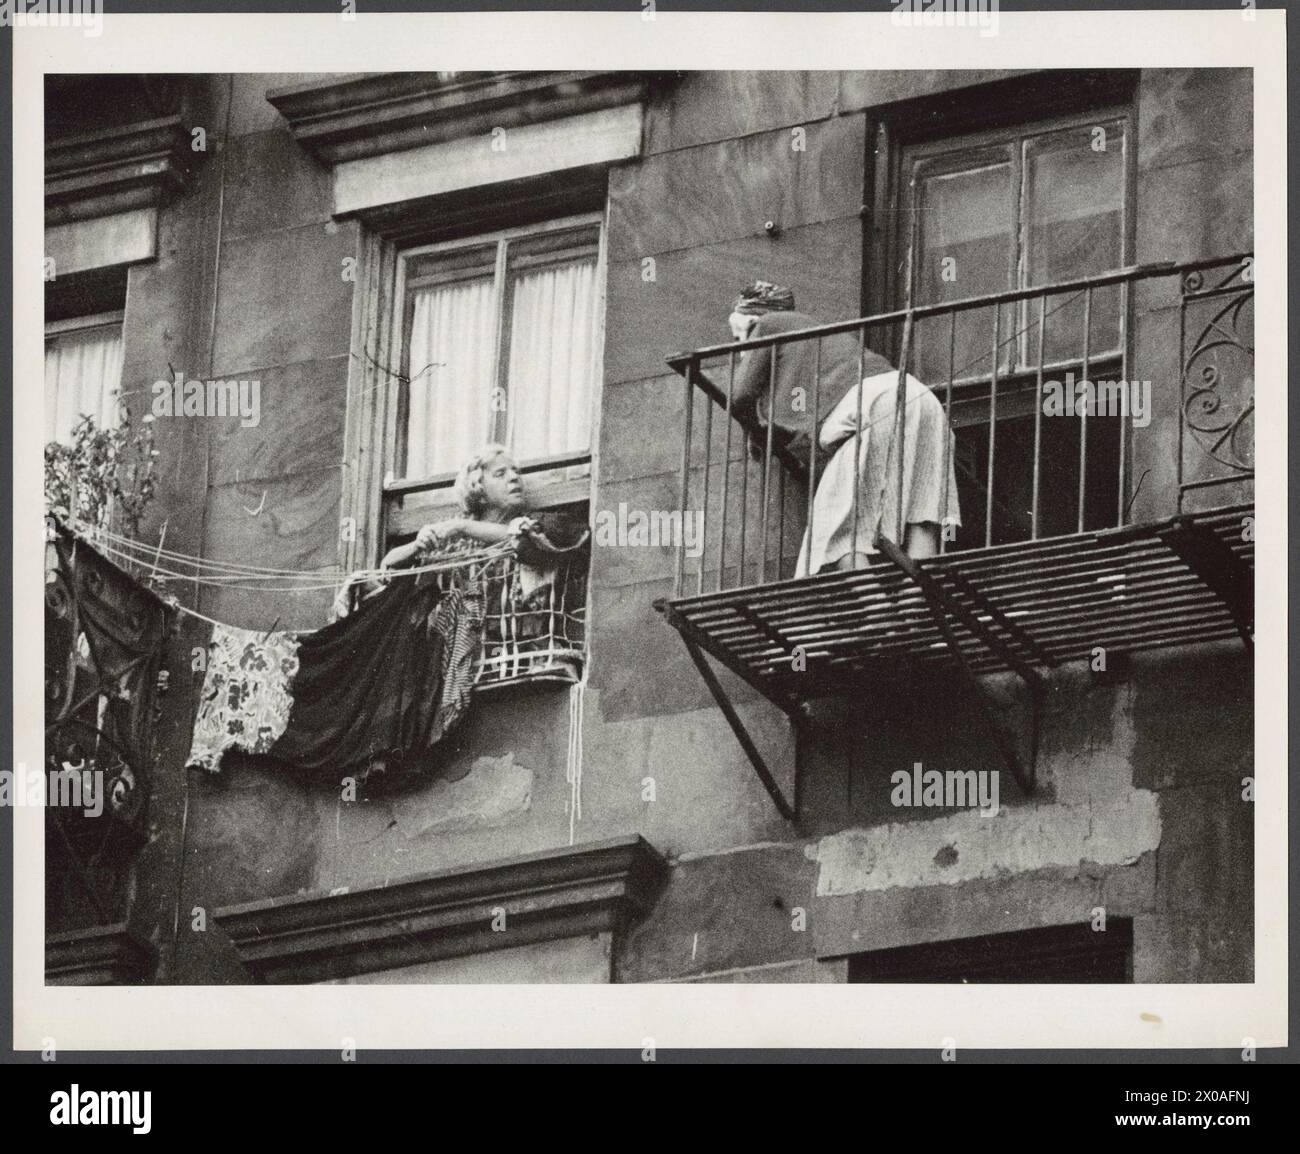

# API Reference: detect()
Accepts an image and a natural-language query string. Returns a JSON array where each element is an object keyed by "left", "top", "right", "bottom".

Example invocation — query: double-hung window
[
  {"left": 898, "top": 110, "right": 1132, "bottom": 548},
  {"left": 377, "top": 214, "right": 605, "bottom": 688},
  {"left": 382, "top": 213, "right": 604, "bottom": 547}
]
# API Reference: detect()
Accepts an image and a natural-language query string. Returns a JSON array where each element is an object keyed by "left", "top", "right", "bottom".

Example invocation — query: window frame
[
  {"left": 381, "top": 210, "right": 606, "bottom": 545},
  {"left": 44, "top": 309, "right": 127, "bottom": 445},
  {"left": 896, "top": 105, "right": 1135, "bottom": 385},
  {"left": 871, "top": 97, "right": 1139, "bottom": 550},
  {"left": 45, "top": 310, "right": 126, "bottom": 339}
]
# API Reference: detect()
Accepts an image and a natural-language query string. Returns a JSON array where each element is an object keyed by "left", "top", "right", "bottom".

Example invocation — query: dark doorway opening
[{"left": 847, "top": 919, "right": 1134, "bottom": 983}]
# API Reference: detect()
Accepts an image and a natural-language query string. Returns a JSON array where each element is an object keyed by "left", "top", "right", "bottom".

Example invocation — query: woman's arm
[
  {"left": 730, "top": 320, "right": 773, "bottom": 425},
  {"left": 382, "top": 517, "right": 538, "bottom": 569},
  {"left": 381, "top": 523, "right": 447, "bottom": 569},
  {"left": 380, "top": 539, "right": 424, "bottom": 570},
  {"left": 453, "top": 516, "right": 539, "bottom": 545}
]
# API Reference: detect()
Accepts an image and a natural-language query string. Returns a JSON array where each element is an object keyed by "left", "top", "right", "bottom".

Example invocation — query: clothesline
[
  {"left": 83, "top": 523, "right": 369, "bottom": 580},
  {"left": 63, "top": 520, "right": 517, "bottom": 636},
  {"left": 71, "top": 520, "right": 515, "bottom": 585},
  {"left": 85, "top": 522, "right": 332, "bottom": 575},
  {"left": 92, "top": 539, "right": 513, "bottom": 592}
]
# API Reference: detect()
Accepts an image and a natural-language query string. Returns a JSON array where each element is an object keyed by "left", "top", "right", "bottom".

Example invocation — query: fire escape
[{"left": 656, "top": 255, "right": 1254, "bottom": 820}]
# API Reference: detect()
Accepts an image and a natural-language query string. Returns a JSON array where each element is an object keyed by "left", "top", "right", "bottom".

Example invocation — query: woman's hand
[{"left": 418, "top": 517, "right": 470, "bottom": 551}]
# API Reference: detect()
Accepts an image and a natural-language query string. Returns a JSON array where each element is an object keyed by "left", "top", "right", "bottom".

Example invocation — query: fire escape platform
[{"left": 658, "top": 503, "right": 1253, "bottom": 711}]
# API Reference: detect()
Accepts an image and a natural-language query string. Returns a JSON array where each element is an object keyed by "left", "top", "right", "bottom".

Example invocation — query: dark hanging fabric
[
  {"left": 51, "top": 529, "right": 172, "bottom": 781},
  {"left": 270, "top": 572, "right": 483, "bottom": 776},
  {"left": 187, "top": 570, "right": 485, "bottom": 784},
  {"left": 47, "top": 524, "right": 173, "bottom": 848},
  {"left": 514, "top": 511, "right": 590, "bottom": 566}
]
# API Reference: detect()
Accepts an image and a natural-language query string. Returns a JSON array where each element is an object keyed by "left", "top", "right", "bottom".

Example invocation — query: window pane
[
  {"left": 950, "top": 402, "right": 1122, "bottom": 549},
  {"left": 403, "top": 273, "right": 497, "bottom": 479},
  {"left": 503, "top": 242, "right": 599, "bottom": 461},
  {"left": 45, "top": 323, "right": 123, "bottom": 444},
  {"left": 914, "top": 160, "right": 1016, "bottom": 384},
  {"left": 1023, "top": 121, "right": 1125, "bottom": 364}
]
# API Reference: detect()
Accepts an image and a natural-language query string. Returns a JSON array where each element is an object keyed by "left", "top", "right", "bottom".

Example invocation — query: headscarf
[{"left": 733, "top": 281, "right": 796, "bottom": 316}]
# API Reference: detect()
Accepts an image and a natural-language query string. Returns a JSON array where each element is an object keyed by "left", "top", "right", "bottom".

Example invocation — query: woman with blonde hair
[
  {"left": 381, "top": 443, "right": 538, "bottom": 568},
  {"left": 381, "top": 444, "right": 587, "bottom": 571}
]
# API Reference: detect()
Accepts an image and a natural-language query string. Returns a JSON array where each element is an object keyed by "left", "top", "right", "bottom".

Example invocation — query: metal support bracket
[
  {"left": 656, "top": 598, "right": 806, "bottom": 822},
  {"left": 679, "top": 633, "right": 805, "bottom": 822},
  {"left": 876, "top": 537, "right": 1047, "bottom": 796},
  {"left": 1158, "top": 518, "right": 1254, "bottom": 649}
]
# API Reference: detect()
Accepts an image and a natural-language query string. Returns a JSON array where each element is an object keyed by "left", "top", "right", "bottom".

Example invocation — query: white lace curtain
[
  {"left": 45, "top": 323, "right": 124, "bottom": 444},
  {"left": 403, "top": 252, "right": 598, "bottom": 479}
]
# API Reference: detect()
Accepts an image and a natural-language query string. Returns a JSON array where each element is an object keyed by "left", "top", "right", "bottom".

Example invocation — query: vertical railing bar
[
  {"left": 738, "top": 381, "right": 750, "bottom": 586},
  {"left": 1177, "top": 273, "right": 1187, "bottom": 515},
  {"left": 985, "top": 305, "right": 1000, "bottom": 548},
  {"left": 806, "top": 338, "right": 822, "bottom": 575},
  {"left": 1078, "top": 286, "right": 1092, "bottom": 533},
  {"left": 777, "top": 460, "right": 786, "bottom": 581},
  {"left": 1116, "top": 278, "right": 1130, "bottom": 527},
  {"left": 1031, "top": 293, "right": 1047, "bottom": 540},
  {"left": 850, "top": 325, "right": 867, "bottom": 565},
  {"left": 939, "top": 309, "right": 956, "bottom": 556},
  {"left": 759, "top": 340, "right": 778, "bottom": 584},
  {"left": 718, "top": 351, "right": 736, "bottom": 592},
  {"left": 894, "top": 310, "right": 915, "bottom": 545},
  {"left": 698, "top": 366, "right": 713, "bottom": 597},
  {"left": 673, "top": 358, "right": 695, "bottom": 599}
]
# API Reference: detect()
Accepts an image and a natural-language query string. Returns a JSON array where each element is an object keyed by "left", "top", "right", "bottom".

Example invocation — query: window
[
  {"left": 382, "top": 214, "right": 604, "bottom": 549},
  {"left": 44, "top": 311, "right": 125, "bottom": 445},
  {"left": 846, "top": 920, "right": 1134, "bottom": 983},
  {"left": 896, "top": 110, "right": 1133, "bottom": 548},
  {"left": 377, "top": 214, "right": 605, "bottom": 689}
]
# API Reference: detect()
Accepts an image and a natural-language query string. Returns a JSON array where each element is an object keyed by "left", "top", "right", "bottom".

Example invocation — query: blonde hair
[{"left": 454, "top": 444, "right": 515, "bottom": 518}]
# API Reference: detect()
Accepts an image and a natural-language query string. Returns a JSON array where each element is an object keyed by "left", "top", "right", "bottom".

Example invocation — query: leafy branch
[{"left": 44, "top": 405, "right": 159, "bottom": 540}]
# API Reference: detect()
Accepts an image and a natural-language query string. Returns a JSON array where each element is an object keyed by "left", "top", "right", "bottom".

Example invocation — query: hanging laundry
[{"left": 186, "top": 572, "right": 485, "bottom": 784}]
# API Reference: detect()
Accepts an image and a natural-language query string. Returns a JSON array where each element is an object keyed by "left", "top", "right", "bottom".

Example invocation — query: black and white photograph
[{"left": 6, "top": 2, "right": 1289, "bottom": 1077}]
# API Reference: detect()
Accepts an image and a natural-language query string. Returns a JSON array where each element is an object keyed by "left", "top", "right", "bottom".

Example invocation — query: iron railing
[{"left": 665, "top": 253, "right": 1254, "bottom": 599}]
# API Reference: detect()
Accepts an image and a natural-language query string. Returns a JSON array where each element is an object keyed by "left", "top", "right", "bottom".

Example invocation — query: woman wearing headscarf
[
  {"left": 728, "top": 280, "right": 882, "bottom": 467},
  {"left": 723, "top": 280, "right": 959, "bottom": 575}
]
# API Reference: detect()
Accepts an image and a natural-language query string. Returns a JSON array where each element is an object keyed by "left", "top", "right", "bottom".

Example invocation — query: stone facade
[{"left": 44, "top": 69, "right": 1253, "bottom": 984}]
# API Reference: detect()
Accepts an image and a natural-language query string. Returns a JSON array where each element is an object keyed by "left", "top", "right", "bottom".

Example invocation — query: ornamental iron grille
[{"left": 1179, "top": 257, "right": 1255, "bottom": 511}]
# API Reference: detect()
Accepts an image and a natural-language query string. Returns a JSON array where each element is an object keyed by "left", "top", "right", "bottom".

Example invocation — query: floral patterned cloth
[
  {"left": 186, "top": 626, "right": 302, "bottom": 772},
  {"left": 186, "top": 576, "right": 486, "bottom": 781}
]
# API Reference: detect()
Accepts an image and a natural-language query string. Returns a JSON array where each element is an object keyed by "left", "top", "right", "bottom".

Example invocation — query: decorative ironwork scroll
[{"left": 1180, "top": 258, "right": 1254, "bottom": 510}]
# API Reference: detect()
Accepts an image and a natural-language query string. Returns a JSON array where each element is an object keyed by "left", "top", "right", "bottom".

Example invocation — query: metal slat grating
[{"left": 663, "top": 504, "right": 1253, "bottom": 706}]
